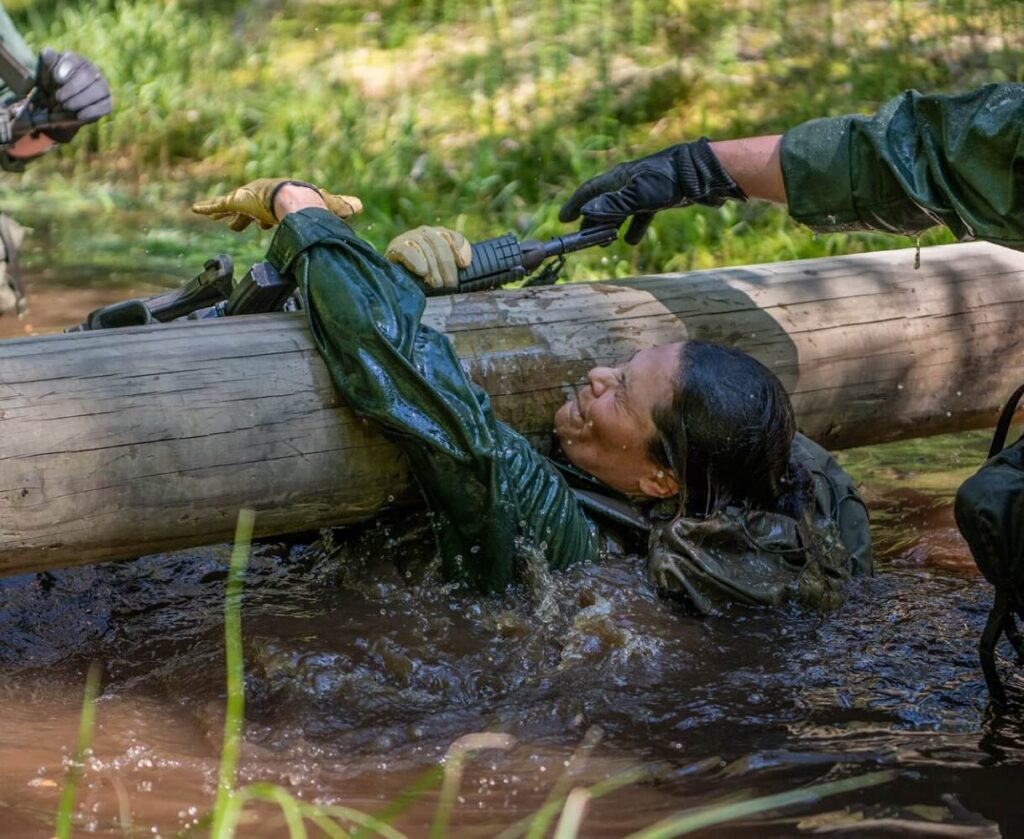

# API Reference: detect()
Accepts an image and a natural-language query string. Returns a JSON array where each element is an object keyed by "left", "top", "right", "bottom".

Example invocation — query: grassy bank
[{"left": 6, "top": 0, "right": 1023, "bottom": 278}]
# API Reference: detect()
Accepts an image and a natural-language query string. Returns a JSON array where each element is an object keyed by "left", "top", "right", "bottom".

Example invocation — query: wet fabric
[
  {"left": 267, "top": 209, "right": 599, "bottom": 594},
  {"left": 782, "top": 84, "right": 1024, "bottom": 249},
  {"left": 648, "top": 434, "right": 870, "bottom": 614},
  {"left": 268, "top": 210, "right": 871, "bottom": 602}
]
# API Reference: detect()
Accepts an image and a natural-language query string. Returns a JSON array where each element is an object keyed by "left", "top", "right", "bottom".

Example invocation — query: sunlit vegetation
[{"left": 6, "top": 0, "right": 1023, "bottom": 279}]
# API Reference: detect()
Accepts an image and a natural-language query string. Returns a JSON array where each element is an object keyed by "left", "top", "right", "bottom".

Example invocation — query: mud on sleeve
[{"left": 266, "top": 209, "right": 596, "bottom": 591}]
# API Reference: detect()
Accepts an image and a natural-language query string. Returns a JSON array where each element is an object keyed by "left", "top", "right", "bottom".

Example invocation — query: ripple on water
[{"left": 0, "top": 486, "right": 1021, "bottom": 834}]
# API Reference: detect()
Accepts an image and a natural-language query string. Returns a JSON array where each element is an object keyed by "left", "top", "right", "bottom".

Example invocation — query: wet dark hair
[{"left": 647, "top": 340, "right": 811, "bottom": 518}]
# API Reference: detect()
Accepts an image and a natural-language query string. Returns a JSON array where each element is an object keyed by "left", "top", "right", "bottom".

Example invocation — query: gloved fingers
[
  {"left": 416, "top": 231, "right": 446, "bottom": 287},
  {"left": 421, "top": 227, "right": 463, "bottom": 289},
  {"left": 192, "top": 185, "right": 261, "bottom": 217},
  {"left": 321, "top": 192, "right": 363, "bottom": 220},
  {"left": 191, "top": 194, "right": 236, "bottom": 217},
  {"left": 228, "top": 213, "right": 253, "bottom": 232},
  {"left": 62, "top": 83, "right": 111, "bottom": 115},
  {"left": 37, "top": 47, "right": 60, "bottom": 73},
  {"left": 385, "top": 230, "right": 431, "bottom": 279},
  {"left": 558, "top": 167, "right": 626, "bottom": 223},
  {"left": 580, "top": 181, "right": 644, "bottom": 224},
  {"left": 74, "top": 95, "right": 113, "bottom": 124},
  {"left": 52, "top": 67, "right": 99, "bottom": 104},
  {"left": 436, "top": 227, "right": 472, "bottom": 269},
  {"left": 624, "top": 212, "right": 655, "bottom": 245},
  {"left": 51, "top": 52, "right": 86, "bottom": 86}
]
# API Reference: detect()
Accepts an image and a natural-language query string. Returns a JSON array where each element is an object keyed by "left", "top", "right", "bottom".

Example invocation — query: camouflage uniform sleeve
[
  {"left": 267, "top": 208, "right": 598, "bottom": 594},
  {"left": 791, "top": 434, "right": 872, "bottom": 576},
  {"left": 781, "top": 84, "right": 1024, "bottom": 249}
]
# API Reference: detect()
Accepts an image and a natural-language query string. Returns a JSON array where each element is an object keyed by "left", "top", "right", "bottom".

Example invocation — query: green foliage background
[{"left": 6, "top": 0, "right": 1024, "bottom": 278}]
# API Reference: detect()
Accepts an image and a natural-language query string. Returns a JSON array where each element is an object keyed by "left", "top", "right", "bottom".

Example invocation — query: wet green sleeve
[
  {"left": 781, "top": 84, "right": 1024, "bottom": 249},
  {"left": 267, "top": 209, "right": 598, "bottom": 593}
]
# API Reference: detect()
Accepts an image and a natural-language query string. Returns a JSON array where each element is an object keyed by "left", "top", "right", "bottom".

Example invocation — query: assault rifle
[{"left": 68, "top": 225, "right": 619, "bottom": 332}]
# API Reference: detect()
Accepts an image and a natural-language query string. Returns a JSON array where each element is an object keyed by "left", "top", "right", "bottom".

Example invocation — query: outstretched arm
[
  {"left": 711, "top": 135, "right": 786, "bottom": 205},
  {"left": 563, "top": 83, "right": 1024, "bottom": 250},
  {"left": 196, "top": 181, "right": 598, "bottom": 592}
]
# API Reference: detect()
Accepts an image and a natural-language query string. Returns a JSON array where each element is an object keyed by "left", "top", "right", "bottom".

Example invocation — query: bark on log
[{"left": 1, "top": 241, "right": 1022, "bottom": 575}]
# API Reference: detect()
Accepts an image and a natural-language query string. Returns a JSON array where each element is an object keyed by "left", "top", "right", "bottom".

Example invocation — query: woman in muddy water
[{"left": 192, "top": 178, "right": 872, "bottom": 614}]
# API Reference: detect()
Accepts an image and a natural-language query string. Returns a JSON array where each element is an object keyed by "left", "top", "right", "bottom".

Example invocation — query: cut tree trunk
[{"left": 1, "top": 241, "right": 1021, "bottom": 575}]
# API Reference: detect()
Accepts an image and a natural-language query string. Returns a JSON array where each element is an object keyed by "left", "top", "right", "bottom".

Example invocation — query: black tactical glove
[
  {"left": 558, "top": 138, "right": 747, "bottom": 245},
  {"left": 33, "top": 47, "right": 112, "bottom": 143}
]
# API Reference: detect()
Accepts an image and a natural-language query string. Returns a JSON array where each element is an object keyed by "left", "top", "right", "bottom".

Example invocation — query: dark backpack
[{"left": 955, "top": 383, "right": 1024, "bottom": 707}]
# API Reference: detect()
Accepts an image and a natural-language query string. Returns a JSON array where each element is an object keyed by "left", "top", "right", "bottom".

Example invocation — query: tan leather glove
[
  {"left": 384, "top": 225, "right": 472, "bottom": 290},
  {"left": 191, "top": 178, "right": 362, "bottom": 231}
]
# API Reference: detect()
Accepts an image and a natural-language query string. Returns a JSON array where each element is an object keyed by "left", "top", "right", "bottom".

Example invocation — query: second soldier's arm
[{"left": 564, "top": 83, "right": 1024, "bottom": 251}]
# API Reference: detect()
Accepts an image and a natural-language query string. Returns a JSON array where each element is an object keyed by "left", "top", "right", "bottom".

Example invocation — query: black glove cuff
[{"left": 674, "top": 137, "right": 747, "bottom": 207}]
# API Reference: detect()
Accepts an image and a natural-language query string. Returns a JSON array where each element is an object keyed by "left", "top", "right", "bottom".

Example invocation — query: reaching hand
[
  {"left": 558, "top": 138, "right": 746, "bottom": 245},
  {"left": 191, "top": 178, "right": 362, "bottom": 231},
  {"left": 34, "top": 48, "right": 112, "bottom": 143},
  {"left": 385, "top": 225, "right": 472, "bottom": 290}
]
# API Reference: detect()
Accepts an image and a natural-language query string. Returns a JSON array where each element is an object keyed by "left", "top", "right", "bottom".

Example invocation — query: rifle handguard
[{"left": 431, "top": 225, "right": 619, "bottom": 296}]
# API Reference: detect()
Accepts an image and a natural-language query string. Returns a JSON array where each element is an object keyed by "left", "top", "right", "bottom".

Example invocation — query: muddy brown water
[{"left": 1, "top": 259, "right": 1022, "bottom": 837}]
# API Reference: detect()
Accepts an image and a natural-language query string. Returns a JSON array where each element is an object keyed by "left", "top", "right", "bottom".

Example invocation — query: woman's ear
[{"left": 638, "top": 466, "right": 679, "bottom": 499}]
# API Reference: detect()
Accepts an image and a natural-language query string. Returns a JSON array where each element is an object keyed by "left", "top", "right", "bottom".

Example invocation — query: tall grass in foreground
[{"left": 52, "top": 509, "right": 896, "bottom": 836}]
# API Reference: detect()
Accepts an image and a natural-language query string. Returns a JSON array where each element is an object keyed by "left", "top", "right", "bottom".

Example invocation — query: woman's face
[{"left": 554, "top": 343, "right": 682, "bottom": 498}]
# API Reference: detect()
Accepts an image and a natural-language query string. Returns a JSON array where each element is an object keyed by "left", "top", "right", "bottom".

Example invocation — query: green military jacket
[
  {"left": 781, "top": 84, "right": 1024, "bottom": 249},
  {"left": 267, "top": 209, "right": 870, "bottom": 597},
  {"left": 268, "top": 209, "right": 599, "bottom": 594}
]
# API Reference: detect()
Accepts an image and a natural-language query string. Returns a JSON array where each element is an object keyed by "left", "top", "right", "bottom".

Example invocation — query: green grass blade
[
  {"left": 626, "top": 770, "right": 899, "bottom": 839},
  {"left": 241, "top": 783, "right": 308, "bottom": 838},
  {"left": 307, "top": 813, "right": 349, "bottom": 839},
  {"left": 210, "top": 508, "right": 256, "bottom": 839},
  {"left": 54, "top": 661, "right": 102, "bottom": 839},
  {"left": 552, "top": 787, "right": 590, "bottom": 839},
  {"left": 496, "top": 763, "right": 658, "bottom": 839},
  {"left": 297, "top": 803, "right": 411, "bottom": 839},
  {"left": 354, "top": 764, "right": 443, "bottom": 839},
  {"left": 431, "top": 732, "right": 515, "bottom": 839}
]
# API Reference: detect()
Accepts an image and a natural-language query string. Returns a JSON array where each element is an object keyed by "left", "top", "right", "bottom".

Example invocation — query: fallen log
[{"left": 1, "top": 241, "right": 1022, "bottom": 575}]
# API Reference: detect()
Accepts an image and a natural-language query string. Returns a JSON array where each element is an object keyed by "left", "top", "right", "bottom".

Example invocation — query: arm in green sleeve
[
  {"left": 266, "top": 209, "right": 598, "bottom": 593},
  {"left": 781, "top": 84, "right": 1024, "bottom": 248}
]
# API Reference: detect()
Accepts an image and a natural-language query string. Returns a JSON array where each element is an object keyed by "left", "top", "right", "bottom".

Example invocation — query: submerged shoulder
[{"left": 792, "top": 433, "right": 873, "bottom": 576}]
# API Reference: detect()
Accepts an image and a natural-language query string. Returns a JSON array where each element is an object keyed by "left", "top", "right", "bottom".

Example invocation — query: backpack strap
[
  {"left": 989, "top": 382, "right": 1024, "bottom": 458},
  {"left": 549, "top": 458, "right": 652, "bottom": 535}
]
